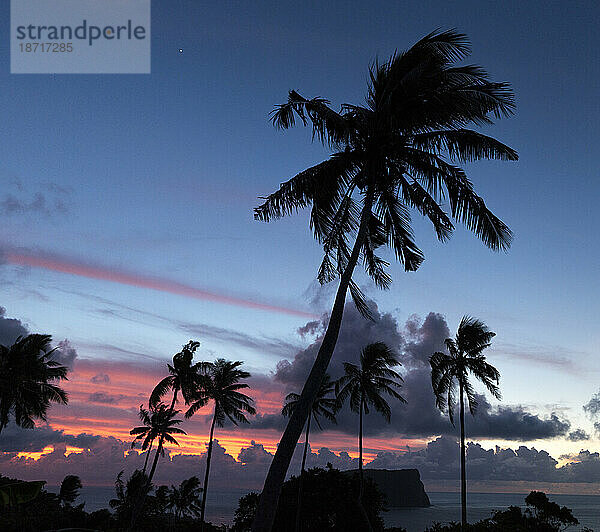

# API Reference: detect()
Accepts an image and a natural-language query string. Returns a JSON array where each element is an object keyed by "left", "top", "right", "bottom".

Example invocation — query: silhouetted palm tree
[
  {"left": 252, "top": 29, "right": 517, "bottom": 531},
  {"left": 336, "top": 342, "right": 405, "bottom": 531},
  {"left": 282, "top": 373, "right": 338, "bottom": 532},
  {"left": 130, "top": 403, "right": 186, "bottom": 484},
  {"left": 0, "top": 334, "right": 69, "bottom": 436},
  {"left": 110, "top": 470, "right": 152, "bottom": 523},
  {"left": 185, "top": 359, "right": 256, "bottom": 532},
  {"left": 168, "top": 476, "right": 203, "bottom": 519},
  {"left": 58, "top": 474, "right": 82, "bottom": 506},
  {"left": 150, "top": 340, "right": 202, "bottom": 411},
  {"left": 430, "top": 316, "right": 500, "bottom": 528},
  {"left": 129, "top": 403, "right": 186, "bottom": 529}
]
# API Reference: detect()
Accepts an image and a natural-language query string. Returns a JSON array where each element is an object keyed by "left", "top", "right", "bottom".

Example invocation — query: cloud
[
  {"left": 368, "top": 436, "right": 600, "bottom": 484},
  {"left": 53, "top": 339, "right": 78, "bottom": 369},
  {"left": 0, "top": 423, "right": 100, "bottom": 453},
  {"left": 0, "top": 181, "right": 70, "bottom": 218},
  {"left": 2, "top": 431, "right": 599, "bottom": 490},
  {"left": 583, "top": 391, "right": 600, "bottom": 417},
  {"left": 179, "top": 321, "right": 300, "bottom": 359},
  {"left": 91, "top": 373, "right": 110, "bottom": 384},
  {"left": 267, "top": 301, "right": 571, "bottom": 441},
  {"left": 0, "top": 306, "right": 29, "bottom": 345},
  {"left": 88, "top": 392, "right": 126, "bottom": 405},
  {"left": 0, "top": 193, "right": 68, "bottom": 217},
  {"left": 493, "top": 341, "right": 581, "bottom": 374},
  {"left": 567, "top": 429, "right": 590, "bottom": 442},
  {"left": 0, "top": 307, "right": 79, "bottom": 368},
  {"left": 1, "top": 246, "right": 316, "bottom": 318}
]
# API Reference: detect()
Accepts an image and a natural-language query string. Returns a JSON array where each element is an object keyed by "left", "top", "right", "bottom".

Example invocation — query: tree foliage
[
  {"left": 0, "top": 334, "right": 68, "bottom": 433},
  {"left": 234, "top": 466, "right": 387, "bottom": 532}
]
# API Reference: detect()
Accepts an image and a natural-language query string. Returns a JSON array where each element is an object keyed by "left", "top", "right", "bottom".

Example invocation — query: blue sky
[{"left": 1, "top": 0, "right": 600, "bottom": 461}]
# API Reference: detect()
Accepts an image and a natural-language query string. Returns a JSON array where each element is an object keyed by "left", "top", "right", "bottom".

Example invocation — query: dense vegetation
[
  {"left": 0, "top": 472, "right": 226, "bottom": 531},
  {"left": 232, "top": 465, "right": 387, "bottom": 532}
]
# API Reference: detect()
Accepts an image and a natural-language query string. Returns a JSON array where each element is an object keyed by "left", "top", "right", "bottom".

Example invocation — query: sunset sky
[{"left": 1, "top": 1, "right": 599, "bottom": 493}]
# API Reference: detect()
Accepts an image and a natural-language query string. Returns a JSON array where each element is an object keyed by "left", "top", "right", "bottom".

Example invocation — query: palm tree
[
  {"left": 138, "top": 342, "right": 201, "bottom": 480},
  {"left": 130, "top": 403, "right": 186, "bottom": 484},
  {"left": 168, "top": 476, "right": 203, "bottom": 519},
  {"left": 252, "top": 29, "right": 517, "bottom": 531},
  {"left": 58, "top": 474, "right": 82, "bottom": 506},
  {"left": 150, "top": 340, "right": 202, "bottom": 412},
  {"left": 336, "top": 342, "right": 405, "bottom": 531},
  {"left": 429, "top": 315, "right": 500, "bottom": 528},
  {"left": 110, "top": 470, "right": 152, "bottom": 523},
  {"left": 129, "top": 403, "right": 186, "bottom": 529},
  {"left": 185, "top": 359, "right": 256, "bottom": 532},
  {"left": 282, "top": 373, "right": 338, "bottom": 532},
  {"left": 0, "top": 334, "right": 69, "bottom": 436}
]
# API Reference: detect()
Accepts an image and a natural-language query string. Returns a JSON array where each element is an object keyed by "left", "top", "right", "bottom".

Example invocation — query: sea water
[
  {"left": 384, "top": 492, "right": 600, "bottom": 532},
  {"left": 50, "top": 486, "right": 599, "bottom": 531}
]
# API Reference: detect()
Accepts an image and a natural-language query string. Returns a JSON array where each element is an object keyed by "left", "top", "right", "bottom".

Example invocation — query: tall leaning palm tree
[
  {"left": 282, "top": 373, "right": 338, "bottom": 532},
  {"left": 336, "top": 342, "right": 405, "bottom": 531},
  {"left": 429, "top": 316, "right": 500, "bottom": 528},
  {"left": 0, "top": 334, "right": 68, "bottom": 436},
  {"left": 185, "top": 359, "right": 256, "bottom": 532},
  {"left": 252, "top": 29, "right": 516, "bottom": 531}
]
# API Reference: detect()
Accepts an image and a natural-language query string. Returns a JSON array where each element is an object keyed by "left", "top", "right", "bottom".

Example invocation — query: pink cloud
[{"left": 3, "top": 246, "right": 316, "bottom": 318}]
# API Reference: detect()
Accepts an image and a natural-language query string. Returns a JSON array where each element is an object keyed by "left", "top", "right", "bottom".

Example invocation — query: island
[{"left": 344, "top": 469, "right": 431, "bottom": 507}]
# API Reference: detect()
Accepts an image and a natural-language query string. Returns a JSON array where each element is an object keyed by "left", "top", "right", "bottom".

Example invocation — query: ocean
[{"left": 48, "top": 486, "right": 599, "bottom": 531}]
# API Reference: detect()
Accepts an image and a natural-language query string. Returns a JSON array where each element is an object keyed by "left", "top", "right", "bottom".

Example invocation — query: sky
[{"left": 1, "top": 0, "right": 600, "bottom": 494}]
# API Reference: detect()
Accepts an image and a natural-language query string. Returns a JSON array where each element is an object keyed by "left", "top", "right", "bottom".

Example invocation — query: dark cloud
[
  {"left": 583, "top": 391, "right": 600, "bottom": 417},
  {"left": 88, "top": 392, "right": 126, "bottom": 405},
  {"left": 53, "top": 339, "right": 78, "bottom": 369},
  {"left": 0, "top": 423, "right": 100, "bottom": 453},
  {"left": 274, "top": 300, "right": 403, "bottom": 386},
  {"left": 0, "top": 308, "right": 78, "bottom": 370},
  {"left": 567, "top": 429, "right": 590, "bottom": 442},
  {"left": 368, "top": 436, "right": 600, "bottom": 484},
  {"left": 268, "top": 301, "right": 570, "bottom": 441},
  {"left": 2, "top": 431, "right": 599, "bottom": 489},
  {"left": 90, "top": 373, "right": 110, "bottom": 384},
  {"left": 403, "top": 312, "right": 450, "bottom": 367},
  {"left": 0, "top": 306, "right": 29, "bottom": 345}
]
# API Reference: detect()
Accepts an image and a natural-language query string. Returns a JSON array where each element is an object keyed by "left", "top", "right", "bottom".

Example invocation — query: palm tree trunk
[
  {"left": 142, "top": 447, "right": 151, "bottom": 473},
  {"left": 169, "top": 388, "right": 178, "bottom": 412},
  {"left": 357, "top": 395, "right": 374, "bottom": 532},
  {"left": 252, "top": 194, "right": 374, "bottom": 532},
  {"left": 295, "top": 415, "right": 311, "bottom": 532},
  {"left": 129, "top": 440, "right": 161, "bottom": 530},
  {"left": 359, "top": 397, "right": 363, "bottom": 498},
  {"left": 131, "top": 388, "right": 179, "bottom": 530},
  {"left": 459, "top": 381, "right": 467, "bottom": 529},
  {"left": 148, "top": 439, "right": 162, "bottom": 484},
  {"left": 200, "top": 408, "right": 218, "bottom": 532}
]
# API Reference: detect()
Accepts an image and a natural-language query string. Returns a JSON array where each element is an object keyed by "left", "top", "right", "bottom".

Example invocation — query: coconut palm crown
[
  {"left": 429, "top": 315, "right": 501, "bottom": 423},
  {"left": 256, "top": 29, "right": 516, "bottom": 317},
  {"left": 150, "top": 340, "right": 202, "bottom": 411},
  {"left": 0, "top": 334, "right": 68, "bottom": 434}
]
